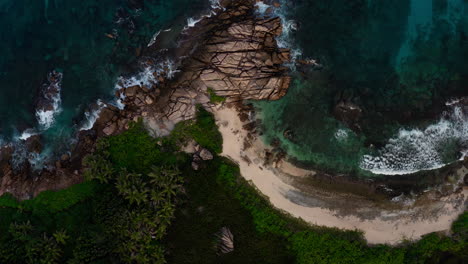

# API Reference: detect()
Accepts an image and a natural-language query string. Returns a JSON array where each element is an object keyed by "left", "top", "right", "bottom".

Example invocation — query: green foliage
[
  {"left": 104, "top": 121, "right": 180, "bottom": 173},
  {"left": 452, "top": 212, "right": 468, "bottom": 240},
  {"left": 0, "top": 181, "right": 99, "bottom": 219},
  {"left": 167, "top": 106, "right": 223, "bottom": 153},
  {"left": 208, "top": 159, "right": 468, "bottom": 264},
  {"left": 21, "top": 181, "right": 99, "bottom": 213},
  {"left": 0, "top": 123, "right": 186, "bottom": 263},
  {"left": 81, "top": 126, "right": 185, "bottom": 263},
  {"left": 0, "top": 101, "right": 466, "bottom": 264},
  {"left": 0, "top": 221, "right": 64, "bottom": 264},
  {"left": 165, "top": 157, "right": 293, "bottom": 264},
  {"left": 83, "top": 140, "right": 114, "bottom": 183},
  {"left": 217, "top": 163, "right": 290, "bottom": 236},
  {"left": 208, "top": 88, "right": 226, "bottom": 103},
  {"left": 290, "top": 231, "right": 364, "bottom": 264},
  {"left": 0, "top": 193, "right": 20, "bottom": 208}
]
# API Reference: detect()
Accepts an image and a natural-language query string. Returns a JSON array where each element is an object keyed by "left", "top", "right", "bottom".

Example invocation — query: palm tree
[{"left": 53, "top": 230, "right": 69, "bottom": 245}]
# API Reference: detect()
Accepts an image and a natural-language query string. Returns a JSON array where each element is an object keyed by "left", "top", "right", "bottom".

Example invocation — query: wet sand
[{"left": 212, "top": 105, "right": 467, "bottom": 245}]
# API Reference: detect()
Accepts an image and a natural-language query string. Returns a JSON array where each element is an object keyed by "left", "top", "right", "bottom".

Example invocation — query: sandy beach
[{"left": 212, "top": 105, "right": 468, "bottom": 245}]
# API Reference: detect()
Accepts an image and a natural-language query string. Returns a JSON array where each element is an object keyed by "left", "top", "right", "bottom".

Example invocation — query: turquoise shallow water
[
  {"left": 0, "top": 0, "right": 207, "bottom": 149},
  {"left": 257, "top": 0, "right": 468, "bottom": 176}
]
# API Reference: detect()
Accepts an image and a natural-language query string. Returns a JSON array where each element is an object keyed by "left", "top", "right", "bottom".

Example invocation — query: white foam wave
[
  {"left": 36, "top": 70, "right": 63, "bottom": 130},
  {"left": 80, "top": 100, "right": 106, "bottom": 131},
  {"left": 183, "top": 0, "right": 225, "bottom": 31},
  {"left": 255, "top": 2, "right": 270, "bottom": 14},
  {"left": 18, "top": 129, "right": 39, "bottom": 141},
  {"left": 360, "top": 103, "right": 468, "bottom": 175},
  {"left": 157, "top": 59, "right": 179, "bottom": 79},
  {"left": 115, "top": 66, "right": 157, "bottom": 90},
  {"left": 36, "top": 110, "right": 57, "bottom": 129},
  {"left": 209, "top": 0, "right": 224, "bottom": 10},
  {"left": 186, "top": 17, "right": 202, "bottom": 28},
  {"left": 147, "top": 30, "right": 161, "bottom": 47}
]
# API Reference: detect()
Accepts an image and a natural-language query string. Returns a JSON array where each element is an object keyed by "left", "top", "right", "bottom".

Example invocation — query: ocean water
[
  {"left": 2, "top": 0, "right": 467, "bottom": 176},
  {"left": 256, "top": 0, "right": 468, "bottom": 176},
  {"left": 0, "top": 0, "right": 208, "bottom": 164}
]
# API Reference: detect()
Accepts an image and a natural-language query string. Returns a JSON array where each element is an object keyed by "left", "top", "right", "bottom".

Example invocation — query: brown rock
[
  {"left": 24, "top": 135, "right": 43, "bottom": 154},
  {"left": 191, "top": 162, "right": 200, "bottom": 171},
  {"left": 145, "top": 96, "right": 154, "bottom": 105},
  {"left": 199, "top": 148, "right": 214, "bottom": 161},
  {"left": 103, "top": 123, "right": 117, "bottom": 136},
  {"left": 125, "top": 85, "right": 140, "bottom": 97},
  {"left": 61, "top": 154, "right": 70, "bottom": 161},
  {"left": 333, "top": 101, "right": 362, "bottom": 131}
]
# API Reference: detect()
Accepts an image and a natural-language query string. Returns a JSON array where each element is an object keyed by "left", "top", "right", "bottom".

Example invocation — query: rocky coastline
[
  {"left": 0, "top": 0, "right": 466, "bottom": 242},
  {"left": 0, "top": 0, "right": 290, "bottom": 199}
]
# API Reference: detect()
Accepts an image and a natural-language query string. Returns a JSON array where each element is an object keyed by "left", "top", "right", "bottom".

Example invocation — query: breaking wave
[
  {"left": 35, "top": 70, "right": 63, "bottom": 130},
  {"left": 183, "top": 0, "right": 225, "bottom": 31},
  {"left": 79, "top": 99, "right": 106, "bottom": 131},
  {"left": 18, "top": 129, "right": 39, "bottom": 141},
  {"left": 360, "top": 101, "right": 468, "bottom": 175}
]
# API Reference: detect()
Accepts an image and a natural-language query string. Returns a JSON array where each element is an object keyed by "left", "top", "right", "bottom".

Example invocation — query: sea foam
[
  {"left": 80, "top": 99, "right": 106, "bottom": 131},
  {"left": 35, "top": 70, "right": 63, "bottom": 130},
  {"left": 360, "top": 102, "right": 468, "bottom": 175}
]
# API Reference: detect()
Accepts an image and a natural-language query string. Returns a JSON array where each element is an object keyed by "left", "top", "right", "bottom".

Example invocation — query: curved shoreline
[
  {"left": 213, "top": 105, "right": 467, "bottom": 244},
  {"left": 0, "top": 0, "right": 466, "bottom": 245}
]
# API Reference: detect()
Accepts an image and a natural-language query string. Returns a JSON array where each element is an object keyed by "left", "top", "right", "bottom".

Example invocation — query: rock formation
[{"left": 0, "top": 0, "right": 291, "bottom": 199}]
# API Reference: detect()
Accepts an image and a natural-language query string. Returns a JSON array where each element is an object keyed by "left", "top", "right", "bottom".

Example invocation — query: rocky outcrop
[
  {"left": 0, "top": 0, "right": 291, "bottom": 199},
  {"left": 36, "top": 70, "right": 62, "bottom": 113},
  {"left": 144, "top": 0, "right": 291, "bottom": 134},
  {"left": 198, "top": 17, "right": 290, "bottom": 101}
]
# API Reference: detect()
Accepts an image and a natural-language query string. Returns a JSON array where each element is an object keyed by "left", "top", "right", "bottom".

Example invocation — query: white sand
[{"left": 213, "top": 105, "right": 467, "bottom": 245}]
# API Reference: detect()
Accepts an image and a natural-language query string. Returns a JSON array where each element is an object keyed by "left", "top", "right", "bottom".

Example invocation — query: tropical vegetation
[{"left": 0, "top": 108, "right": 466, "bottom": 263}]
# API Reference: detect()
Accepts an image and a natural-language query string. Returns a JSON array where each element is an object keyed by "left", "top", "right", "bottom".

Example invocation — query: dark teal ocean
[
  {"left": 256, "top": 0, "right": 468, "bottom": 176},
  {"left": 1, "top": 0, "right": 467, "bottom": 176},
  {"left": 0, "top": 0, "right": 207, "bottom": 162}
]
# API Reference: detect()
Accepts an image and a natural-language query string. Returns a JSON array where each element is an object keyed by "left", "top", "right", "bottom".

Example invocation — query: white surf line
[{"left": 361, "top": 101, "right": 468, "bottom": 175}]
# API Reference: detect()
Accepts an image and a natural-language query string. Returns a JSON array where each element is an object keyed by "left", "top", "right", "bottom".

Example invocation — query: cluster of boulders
[{"left": 191, "top": 146, "right": 214, "bottom": 171}]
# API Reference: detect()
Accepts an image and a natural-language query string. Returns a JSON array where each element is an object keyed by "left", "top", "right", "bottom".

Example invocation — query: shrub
[
  {"left": 166, "top": 106, "right": 223, "bottom": 153},
  {"left": 208, "top": 88, "right": 226, "bottom": 103}
]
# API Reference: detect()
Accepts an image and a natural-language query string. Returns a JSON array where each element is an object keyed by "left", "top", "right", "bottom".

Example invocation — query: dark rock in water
[
  {"left": 36, "top": 70, "right": 62, "bottom": 112},
  {"left": 283, "top": 128, "right": 294, "bottom": 140},
  {"left": 333, "top": 101, "right": 362, "bottom": 131},
  {"left": 24, "top": 134, "right": 43, "bottom": 154}
]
